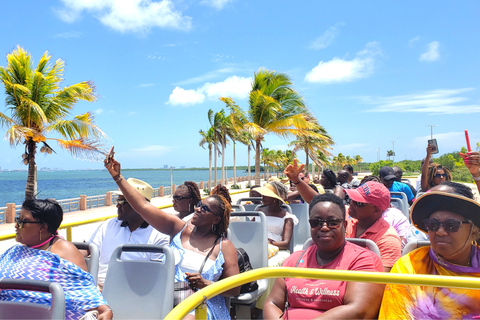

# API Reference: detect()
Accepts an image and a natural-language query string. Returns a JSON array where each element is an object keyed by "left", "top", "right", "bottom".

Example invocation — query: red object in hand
[{"left": 465, "top": 130, "right": 471, "bottom": 152}]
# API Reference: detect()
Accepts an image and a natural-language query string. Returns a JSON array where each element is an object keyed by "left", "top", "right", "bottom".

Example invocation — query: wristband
[
  {"left": 104, "top": 308, "right": 114, "bottom": 318},
  {"left": 473, "top": 175, "right": 480, "bottom": 181},
  {"left": 292, "top": 180, "right": 301, "bottom": 185},
  {"left": 113, "top": 174, "right": 123, "bottom": 183}
]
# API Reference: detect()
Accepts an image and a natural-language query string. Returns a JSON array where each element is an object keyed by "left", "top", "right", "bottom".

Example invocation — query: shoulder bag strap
[{"left": 198, "top": 235, "right": 221, "bottom": 274}]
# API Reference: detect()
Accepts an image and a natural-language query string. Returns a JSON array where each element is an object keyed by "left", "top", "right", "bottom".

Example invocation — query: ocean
[{"left": 0, "top": 168, "right": 248, "bottom": 207}]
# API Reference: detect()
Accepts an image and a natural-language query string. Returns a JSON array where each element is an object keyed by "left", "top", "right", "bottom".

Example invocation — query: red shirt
[
  {"left": 282, "top": 241, "right": 383, "bottom": 319},
  {"left": 346, "top": 217, "right": 401, "bottom": 268}
]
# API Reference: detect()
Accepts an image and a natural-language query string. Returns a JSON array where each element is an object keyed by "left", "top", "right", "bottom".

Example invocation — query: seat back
[
  {"left": 0, "top": 279, "right": 65, "bottom": 320},
  {"left": 236, "top": 197, "right": 262, "bottom": 211},
  {"left": 72, "top": 242, "right": 99, "bottom": 285},
  {"left": 302, "top": 238, "right": 381, "bottom": 257},
  {"left": 289, "top": 203, "right": 310, "bottom": 252},
  {"left": 231, "top": 204, "right": 246, "bottom": 212},
  {"left": 390, "top": 198, "right": 408, "bottom": 218},
  {"left": 228, "top": 212, "right": 268, "bottom": 269},
  {"left": 401, "top": 178, "right": 412, "bottom": 184},
  {"left": 402, "top": 240, "right": 430, "bottom": 255},
  {"left": 102, "top": 244, "right": 175, "bottom": 319},
  {"left": 390, "top": 191, "right": 409, "bottom": 212}
]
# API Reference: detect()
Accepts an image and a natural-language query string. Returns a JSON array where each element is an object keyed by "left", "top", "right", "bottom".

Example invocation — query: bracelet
[
  {"left": 113, "top": 174, "right": 123, "bottom": 183},
  {"left": 104, "top": 308, "right": 114, "bottom": 317},
  {"left": 473, "top": 175, "right": 480, "bottom": 181},
  {"left": 292, "top": 180, "right": 301, "bottom": 185}
]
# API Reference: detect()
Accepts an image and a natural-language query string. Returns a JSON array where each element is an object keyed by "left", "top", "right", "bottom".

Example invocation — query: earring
[
  {"left": 212, "top": 224, "right": 219, "bottom": 235},
  {"left": 39, "top": 230, "right": 42, "bottom": 241},
  {"left": 473, "top": 239, "right": 478, "bottom": 246}
]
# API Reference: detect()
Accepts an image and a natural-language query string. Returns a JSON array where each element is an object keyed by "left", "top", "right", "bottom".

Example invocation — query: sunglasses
[
  {"left": 435, "top": 173, "right": 446, "bottom": 178},
  {"left": 173, "top": 195, "right": 191, "bottom": 201},
  {"left": 308, "top": 218, "right": 344, "bottom": 229},
  {"left": 196, "top": 201, "right": 213, "bottom": 214},
  {"left": 423, "top": 218, "right": 470, "bottom": 232},
  {"left": 15, "top": 217, "right": 43, "bottom": 229},
  {"left": 351, "top": 200, "right": 370, "bottom": 207},
  {"left": 116, "top": 199, "right": 128, "bottom": 206}
]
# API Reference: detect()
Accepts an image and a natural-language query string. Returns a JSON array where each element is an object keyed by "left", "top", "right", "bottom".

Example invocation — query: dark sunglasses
[
  {"left": 15, "top": 217, "right": 43, "bottom": 229},
  {"left": 434, "top": 173, "right": 446, "bottom": 178},
  {"left": 196, "top": 201, "right": 213, "bottom": 214},
  {"left": 116, "top": 199, "right": 128, "bottom": 206},
  {"left": 351, "top": 200, "right": 369, "bottom": 207},
  {"left": 173, "top": 195, "right": 191, "bottom": 201},
  {"left": 309, "top": 218, "right": 344, "bottom": 229},
  {"left": 423, "top": 218, "right": 470, "bottom": 232}
]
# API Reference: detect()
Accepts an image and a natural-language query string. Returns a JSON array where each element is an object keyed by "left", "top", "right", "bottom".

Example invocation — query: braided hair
[
  {"left": 322, "top": 169, "right": 337, "bottom": 188},
  {"left": 427, "top": 164, "right": 452, "bottom": 188},
  {"left": 210, "top": 184, "right": 232, "bottom": 204},
  {"left": 209, "top": 194, "right": 231, "bottom": 237},
  {"left": 360, "top": 175, "right": 381, "bottom": 185},
  {"left": 177, "top": 181, "right": 201, "bottom": 213}
]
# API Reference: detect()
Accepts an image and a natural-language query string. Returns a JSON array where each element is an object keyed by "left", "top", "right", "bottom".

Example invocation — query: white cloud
[
  {"left": 167, "top": 87, "right": 205, "bottom": 106},
  {"left": 55, "top": 0, "right": 192, "bottom": 33},
  {"left": 168, "top": 75, "right": 251, "bottom": 106},
  {"left": 409, "top": 36, "right": 420, "bottom": 46},
  {"left": 309, "top": 23, "right": 344, "bottom": 50},
  {"left": 412, "top": 132, "right": 466, "bottom": 153},
  {"left": 305, "top": 42, "right": 381, "bottom": 83},
  {"left": 175, "top": 67, "right": 239, "bottom": 86},
  {"left": 420, "top": 41, "right": 440, "bottom": 62},
  {"left": 54, "top": 31, "right": 84, "bottom": 39},
  {"left": 139, "top": 83, "right": 155, "bottom": 87},
  {"left": 362, "top": 88, "right": 480, "bottom": 114},
  {"left": 200, "top": 0, "right": 233, "bottom": 10},
  {"left": 94, "top": 108, "right": 103, "bottom": 115}
]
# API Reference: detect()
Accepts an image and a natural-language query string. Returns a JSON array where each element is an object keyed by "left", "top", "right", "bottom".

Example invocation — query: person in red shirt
[
  {"left": 345, "top": 181, "right": 402, "bottom": 272},
  {"left": 264, "top": 193, "right": 384, "bottom": 319}
]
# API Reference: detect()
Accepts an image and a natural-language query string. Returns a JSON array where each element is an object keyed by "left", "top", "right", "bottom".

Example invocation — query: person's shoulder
[
  {"left": 283, "top": 248, "right": 309, "bottom": 267},
  {"left": 343, "top": 242, "right": 383, "bottom": 271}
]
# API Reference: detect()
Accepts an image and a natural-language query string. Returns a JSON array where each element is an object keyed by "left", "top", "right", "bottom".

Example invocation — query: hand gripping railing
[{"left": 166, "top": 267, "right": 480, "bottom": 320}]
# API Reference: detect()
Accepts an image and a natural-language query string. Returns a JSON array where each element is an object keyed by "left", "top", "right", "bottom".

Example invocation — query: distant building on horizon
[
  {"left": 163, "top": 165, "right": 168, "bottom": 169},
  {"left": 180, "top": 166, "right": 185, "bottom": 169}
]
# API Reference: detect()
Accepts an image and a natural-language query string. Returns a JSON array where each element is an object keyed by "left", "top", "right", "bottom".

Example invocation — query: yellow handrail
[{"left": 167, "top": 267, "right": 480, "bottom": 319}]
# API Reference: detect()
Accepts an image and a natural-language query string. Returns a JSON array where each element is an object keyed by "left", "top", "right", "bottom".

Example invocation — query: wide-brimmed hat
[
  {"left": 411, "top": 191, "right": 480, "bottom": 233},
  {"left": 113, "top": 178, "right": 153, "bottom": 201},
  {"left": 253, "top": 184, "right": 285, "bottom": 203},
  {"left": 345, "top": 181, "right": 390, "bottom": 212}
]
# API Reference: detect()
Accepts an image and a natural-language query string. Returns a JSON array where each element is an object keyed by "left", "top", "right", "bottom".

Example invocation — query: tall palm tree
[
  {"left": 0, "top": 46, "right": 108, "bottom": 200},
  {"left": 355, "top": 154, "right": 363, "bottom": 171},
  {"left": 199, "top": 127, "right": 215, "bottom": 190},
  {"left": 244, "top": 68, "right": 318, "bottom": 185},
  {"left": 237, "top": 130, "right": 255, "bottom": 187},
  {"left": 288, "top": 122, "right": 334, "bottom": 177},
  {"left": 386, "top": 150, "right": 395, "bottom": 161},
  {"left": 274, "top": 149, "right": 287, "bottom": 176},
  {"left": 260, "top": 148, "right": 276, "bottom": 178},
  {"left": 207, "top": 109, "right": 227, "bottom": 185}
]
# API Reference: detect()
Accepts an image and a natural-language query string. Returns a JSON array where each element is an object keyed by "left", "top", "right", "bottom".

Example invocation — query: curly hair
[
  {"left": 322, "top": 169, "right": 337, "bottom": 188},
  {"left": 309, "top": 193, "right": 346, "bottom": 218},
  {"left": 427, "top": 164, "right": 452, "bottom": 187},
  {"left": 209, "top": 194, "right": 231, "bottom": 237},
  {"left": 183, "top": 181, "right": 201, "bottom": 205},
  {"left": 360, "top": 175, "right": 381, "bottom": 185},
  {"left": 268, "top": 180, "right": 289, "bottom": 200},
  {"left": 210, "top": 184, "right": 232, "bottom": 204}
]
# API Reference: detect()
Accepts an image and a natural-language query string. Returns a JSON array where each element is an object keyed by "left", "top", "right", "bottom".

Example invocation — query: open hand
[
  {"left": 459, "top": 151, "right": 480, "bottom": 176},
  {"left": 284, "top": 159, "right": 305, "bottom": 183},
  {"left": 185, "top": 272, "right": 210, "bottom": 290}
]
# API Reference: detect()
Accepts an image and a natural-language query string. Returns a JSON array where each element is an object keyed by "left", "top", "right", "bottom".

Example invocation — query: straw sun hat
[
  {"left": 112, "top": 178, "right": 153, "bottom": 201},
  {"left": 252, "top": 184, "right": 285, "bottom": 203},
  {"left": 411, "top": 191, "right": 480, "bottom": 233}
]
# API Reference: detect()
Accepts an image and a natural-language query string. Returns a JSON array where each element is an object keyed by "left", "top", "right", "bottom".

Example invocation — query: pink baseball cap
[{"left": 345, "top": 181, "right": 390, "bottom": 212}]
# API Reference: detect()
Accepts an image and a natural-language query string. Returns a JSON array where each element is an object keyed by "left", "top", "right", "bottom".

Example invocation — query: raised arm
[
  {"left": 421, "top": 145, "right": 435, "bottom": 192},
  {"left": 461, "top": 151, "right": 480, "bottom": 194},
  {"left": 284, "top": 159, "right": 319, "bottom": 204},
  {"left": 104, "top": 158, "right": 185, "bottom": 238}
]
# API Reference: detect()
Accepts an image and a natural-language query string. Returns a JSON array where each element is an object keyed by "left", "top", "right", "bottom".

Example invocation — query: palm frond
[{"left": 54, "top": 138, "right": 106, "bottom": 161}]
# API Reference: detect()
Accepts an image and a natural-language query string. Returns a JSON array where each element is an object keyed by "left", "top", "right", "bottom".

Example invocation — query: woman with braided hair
[
  {"left": 173, "top": 181, "right": 201, "bottom": 219},
  {"left": 320, "top": 169, "right": 345, "bottom": 200},
  {"left": 210, "top": 184, "right": 232, "bottom": 204},
  {"left": 421, "top": 144, "right": 452, "bottom": 192},
  {"left": 104, "top": 157, "right": 239, "bottom": 320}
]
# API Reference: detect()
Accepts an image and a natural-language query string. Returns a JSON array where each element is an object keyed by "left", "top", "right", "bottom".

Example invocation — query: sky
[{"left": 0, "top": 0, "right": 479, "bottom": 170}]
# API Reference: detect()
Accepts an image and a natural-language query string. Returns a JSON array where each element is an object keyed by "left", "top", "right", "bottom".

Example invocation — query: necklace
[{"left": 30, "top": 235, "right": 55, "bottom": 249}]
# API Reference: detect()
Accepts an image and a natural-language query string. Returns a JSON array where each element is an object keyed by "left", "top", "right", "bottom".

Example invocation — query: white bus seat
[
  {"left": 102, "top": 244, "right": 174, "bottom": 319},
  {"left": 289, "top": 203, "right": 310, "bottom": 252},
  {"left": 228, "top": 211, "right": 269, "bottom": 319},
  {"left": 72, "top": 242, "right": 99, "bottom": 285},
  {"left": 401, "top": 178, "right": 412, "bottom": 184},
  {"left": 390, "top": 198, "right": 408, "bottom": 218},
  {"left": 303, "top": 238, "right": 381, "bottom": 257},
  {"left": 0, "top": 278, "right": 65, "bottom": 320},
  {"left": 236, "top": 197, "right": 262, "bottom": 211},
  {"left": 402, "top": 240, "right": 430, "bottom": 256},
  {"left": 390, "top": 191, "right": 409, "bottom": 212}
]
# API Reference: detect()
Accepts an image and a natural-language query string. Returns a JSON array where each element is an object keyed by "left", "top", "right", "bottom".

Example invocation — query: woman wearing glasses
[
  {"left": 104, "top": 158, "right": 239, "bottom": 320},
  {"left": 379, "top": 181, "right": 480, "bottom": 319},
  {"left": 172, "top": 181, "right": 201, "bottom": 219},
  {"left": 264, "top": 194, "right": 385, "bottom": 319},
  {"left": 0, "top": 199, "right": 112, "bottom": 319},
  {"left": 420, "top": 144, "right": 452, "bottom": 192}
]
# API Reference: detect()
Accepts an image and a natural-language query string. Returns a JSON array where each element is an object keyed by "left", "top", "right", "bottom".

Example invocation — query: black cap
[{"left": 379, "top": 166, "right": 396, "bottom": 181}]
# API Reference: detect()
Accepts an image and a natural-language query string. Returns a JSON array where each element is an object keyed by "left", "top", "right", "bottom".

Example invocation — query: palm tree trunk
[
  {"left": 233, "top": 141, "right": 237, "bottom": 186},
  {"left": 305, "top": 149, "right": 309, "bottom": 177},
  {"left": 214, "top": 144, "right": 218, "bottom": 186},
  {"left": 221, "top": 139, "right": 225, "bottom": 185},
  {"left": 248, "top": 145, "right": 251, "bottom": 187},
  {"left": 25, "top": 139, "right": 37, "bottom": 200},
  {"left": 255, "top": 139, "right": 261, "bottom": 185},
  {"left": 208, "top": 145, "right": 212, "bottom": 191}
]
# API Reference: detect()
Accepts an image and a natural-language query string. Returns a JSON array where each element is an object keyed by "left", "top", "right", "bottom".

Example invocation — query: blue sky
[{"left": 0, "top": 0, "right": 479, "bottom": 170}]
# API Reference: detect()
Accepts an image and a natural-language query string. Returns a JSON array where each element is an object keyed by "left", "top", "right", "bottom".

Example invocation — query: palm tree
[
  {"left": 244, "top": 68, "right": 318, "bottom": 185},
  {"left": 288, "top": 122, "right": 333, "bottom": 177},
  {"left": 355, "top": 154, "right": 363, "bottom": 171},
  {"left": 199, "top": 127, "right": 215, "bottom": 190},
  {"left": 261, "top": 148, "right": 276, "bottom": 179},
  {"left": 274, "top": 150, "right": 287, "bottom": 176},
  {"left": 237, "top": 130, "right": 255, "bottom": 187},
  {"left": 0, "top": 46, "right": 108, "bottom": 200},
  {"left": 386, "top": 150, "right": 395, "bottom": 161},
  {"left": 207, "top": 109, "right": 228, "bottom": 185}
]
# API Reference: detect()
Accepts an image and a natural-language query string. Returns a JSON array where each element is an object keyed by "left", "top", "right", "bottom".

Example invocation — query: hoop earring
[
  {"left": 473, "top": 239, "right": 478, "bottom": 246},
  {"left": 212, "top": 223, "right": 219, "bottom": 235},
  {"left": 39, "top": 230, "right": 42, "bottom": 241}
]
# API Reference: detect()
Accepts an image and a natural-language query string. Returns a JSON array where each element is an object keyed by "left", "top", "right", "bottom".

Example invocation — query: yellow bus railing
[
  {"left": 167, "top": 267, "right": 480, "bottom": 320},
  {"left": 0, "top": 188, "right": 251, "bottom": 242}
]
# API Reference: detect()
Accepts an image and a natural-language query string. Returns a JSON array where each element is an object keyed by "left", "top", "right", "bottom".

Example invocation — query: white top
[
  {"left": 89, "top": 218, "right": 170, "bottom": 286},
  {"left": 266, "top": 214, "right": 299, "bottom": 242},
  {"left": 382, "top": 207, "right": 411, "bottom": 238},
  {"left": 178, "top": 248, "right": 215, "bottom": 273}
]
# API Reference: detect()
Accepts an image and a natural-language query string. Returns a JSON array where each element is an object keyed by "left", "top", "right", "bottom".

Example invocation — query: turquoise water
[{"left": 0, "top": 169, "right": 246, "bottom": 207}]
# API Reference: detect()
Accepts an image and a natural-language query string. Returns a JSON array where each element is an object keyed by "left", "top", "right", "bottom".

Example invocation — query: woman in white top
[{"left": 253, "top": 181, "right": 298, "bottom": 250}]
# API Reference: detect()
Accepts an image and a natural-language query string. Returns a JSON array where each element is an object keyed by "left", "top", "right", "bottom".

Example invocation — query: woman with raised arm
[
  {"left": 379, "top": 181, "right": 480, "bottom": 319},
  {"left": 0, "top": 199, "right": 112, "bottom": 320},
  {"left": 104, "top": 157, "right": 239, "bottom": 320},
  {"left": 264, "top": 194, "right": 385, "bottom": 319},
  {"left": 420, "top": 144, "right": 452, "bottom": 192}
]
